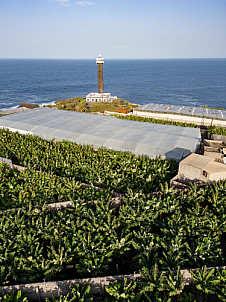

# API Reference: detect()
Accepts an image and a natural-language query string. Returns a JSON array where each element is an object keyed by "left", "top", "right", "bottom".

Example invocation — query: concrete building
[
  {"left": 203, "top": 151, "right": 224, "bottom": 162},
  {"left": 86, "top": 93, "right": 117, "bottom": 103},
  {"left": 86, "top": 55, "right": 117, "bottom": 103},
  {"left": 203, "top": 138, "right": 225, "bottom": 163},
  {"left": 171, "top": 153, "right": 226, "bottom": 187}
]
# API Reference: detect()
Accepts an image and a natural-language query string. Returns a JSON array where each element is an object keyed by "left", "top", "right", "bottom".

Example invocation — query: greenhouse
[
  {"left": 135, "top": 103, "right": 226, "bottom": 120},
  {"left": 0, "top": 107, "right": 201, "bottom": 161}
]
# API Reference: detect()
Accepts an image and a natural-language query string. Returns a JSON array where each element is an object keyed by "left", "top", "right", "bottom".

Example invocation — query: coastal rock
[{"left": 18, "top": 102, "right": 39, "bottom": 109}]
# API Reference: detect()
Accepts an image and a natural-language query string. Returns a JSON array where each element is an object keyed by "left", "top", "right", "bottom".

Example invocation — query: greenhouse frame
[
  {"left": 0, "top": 107, "right": 201, "bottom": 161},
  {"left": 135, "top": 103, "right": 226, "bottom": 120}
]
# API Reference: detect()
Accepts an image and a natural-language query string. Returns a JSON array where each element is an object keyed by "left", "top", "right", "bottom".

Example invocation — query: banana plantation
[{"left": 0, "top": 128, "right": 225, "bottom": 301}]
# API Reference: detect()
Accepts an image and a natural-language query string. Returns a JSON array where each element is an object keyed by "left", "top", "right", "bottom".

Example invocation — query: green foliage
[
  {"left": 105, "top": 278, "right": 139, "bottom": 301},
  {"left": 191, "top": 267, "right": 226, "bottom": 301},
  {"left": 0, "top": 180, "right": 225, "bottom": 286},
  {"left": 53, "top": 97, "right": 136, "bottom": 113},
  {"left": 114, "top": 114, "right": 196, "bottom": 128},
  {"left": 138, "top": 264, "right": 166, "bottom": 301},
  {"left": 45, "top": 284, "right": 93, "bottom": 302},
  {"left": 180, "top": 293, "right": 196, "bottom": 302},
  {"left": 192, "top": 266, "right": 217, "bottom": 295},
  {"left": 87, "top": 98, "right": 136, "bottom": 113},
  {"left": 0, "top": 128, "right": 177, "bottom": 193},
  {"left": 0, "top": 129, "right": 225, "bottom": 301},
  {"left": 105, "top": 267, "right": 226, "bottom": 301},
  {"left": 2, "top": 291, "right": 28, "bottom": 301},
  {"left": 164, "top": 267, "right": 185, "bottom": 297},
  {"left": 0, "top": 163, "right": 109, "bottom": 210},
  {"left": 208, "top": 125, "right": 226, "bottom": 136},
  {"left": 55, "top": 97, "right": 87, "bottom": 112},
  {"left": 3, "top": 269, "right": 225, "bottom": 301}
]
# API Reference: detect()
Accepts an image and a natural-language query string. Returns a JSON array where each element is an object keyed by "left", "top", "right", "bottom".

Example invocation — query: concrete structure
[
  {"left": 204, "top": 139, "right": 224, "bottom": 148},
  {"left": 133, "top": 103, "right": 226, "bottom": 127},
  {"left": 172, "top": 153, "right": 226, "bottom": 186},
  {"left": 96, "top": 55, "right": 104, "bottom": 94},
  {"left": 0, "top": 157, "right": 12, "bottom": 166},
  {"left": 211, "top": 134, "right": 226, "bottom": 144},
  {"left": 86, "top": 55, "right": 117, "bottom": 103},
  {"left": 204, "top": 151, "right": 224, "bottom": 162},
  {"left": 86, "top": 93, "right": 117, "bottom": 103},
  {"left": 1, "top": 266, "right": 225, "bottom": 301},
  {"left": 0, "top": 107, "right": 201, "bottom": 162},
  {"left": 202, "top": 135, "right": 226, "bottom": 164}
]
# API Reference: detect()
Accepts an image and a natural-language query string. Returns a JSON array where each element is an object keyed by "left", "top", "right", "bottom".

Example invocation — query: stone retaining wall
[{"left": 0, "top": 266, "right": 225, "bottom": 301}]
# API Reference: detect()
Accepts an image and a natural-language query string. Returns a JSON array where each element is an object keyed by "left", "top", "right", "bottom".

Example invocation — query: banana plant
[
  {"left": 138, "top": 264, "right": 166, "bottom": 301},
  {"left": 0, "top": 128, "right": 177, "bottom": 193},
  {"left": 1, "top": 291, "right": 28, "bottom": 302},
  {"left": 45, "top": 284, "right": 93, "bottom": 302},
  {"left": 191, "top": 266, "right": 225, "bottom": 301},
  {"left": 163, "top": 266, "right": 185, "bottom": 297},
  {"left": 105, "top": 278, "right": 139, "bottom": 302}
]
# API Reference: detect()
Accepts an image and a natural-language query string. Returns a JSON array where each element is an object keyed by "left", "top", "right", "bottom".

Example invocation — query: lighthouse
[
  {"left": 86, "top": 55, "right": 117, "bottom": 103},
  {"left": 96, "top": 54, "right": 104, "bottom": 94}
]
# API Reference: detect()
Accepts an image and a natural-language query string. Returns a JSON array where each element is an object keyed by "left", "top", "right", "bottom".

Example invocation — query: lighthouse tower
[
  {"left": 96, "top": 54, "right": 104, "bottom": 94},
  {"left": 86, "top": 55, "right": 117, "bottom": 103}
]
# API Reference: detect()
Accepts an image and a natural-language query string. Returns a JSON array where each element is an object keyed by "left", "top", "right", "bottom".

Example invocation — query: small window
[{"left": 202, "top": 170, "right": 208, "bottom": 177}]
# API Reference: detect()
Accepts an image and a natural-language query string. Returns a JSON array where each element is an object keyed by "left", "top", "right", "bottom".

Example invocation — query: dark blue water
[{"left": 0, "top": 59, "right": 225, "bottom": 110}]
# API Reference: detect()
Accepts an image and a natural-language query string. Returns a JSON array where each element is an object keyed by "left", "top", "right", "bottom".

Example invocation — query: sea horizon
[
  {"left": 0, "top": 57, "right": 226, "bottom": 60},
  {"left": 1, "top": 58, "right": 226, "bottom": 110}
]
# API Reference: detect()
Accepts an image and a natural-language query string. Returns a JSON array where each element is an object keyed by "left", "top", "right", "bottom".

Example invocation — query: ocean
[{"left": 0, "top": 58, "right": 226, "bottom": 110}]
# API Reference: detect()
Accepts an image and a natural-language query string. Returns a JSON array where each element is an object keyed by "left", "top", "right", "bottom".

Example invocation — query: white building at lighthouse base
[{"left": 86, "top": 93, "right": 117, "bottom": 103}]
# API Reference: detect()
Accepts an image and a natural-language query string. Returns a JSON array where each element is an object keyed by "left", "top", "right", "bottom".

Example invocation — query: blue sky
[{"left": 0, "top": 0, "right": 226, "bottom": 59}]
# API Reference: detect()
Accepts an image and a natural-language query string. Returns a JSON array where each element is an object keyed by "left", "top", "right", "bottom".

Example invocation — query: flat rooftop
[
  {"left": 180, "top": 153, "right": 226, "bottom": 174},
  {"left": 135, "top": 103, "right": 226, "bottom": 120},
  {"left": 0, "top": 108, "right": 201, "bottom": 161}
]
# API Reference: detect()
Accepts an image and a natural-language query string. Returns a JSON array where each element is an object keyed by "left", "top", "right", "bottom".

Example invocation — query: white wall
[{"left": 133, "top": 110, "right": 226, "bottom": 127}]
